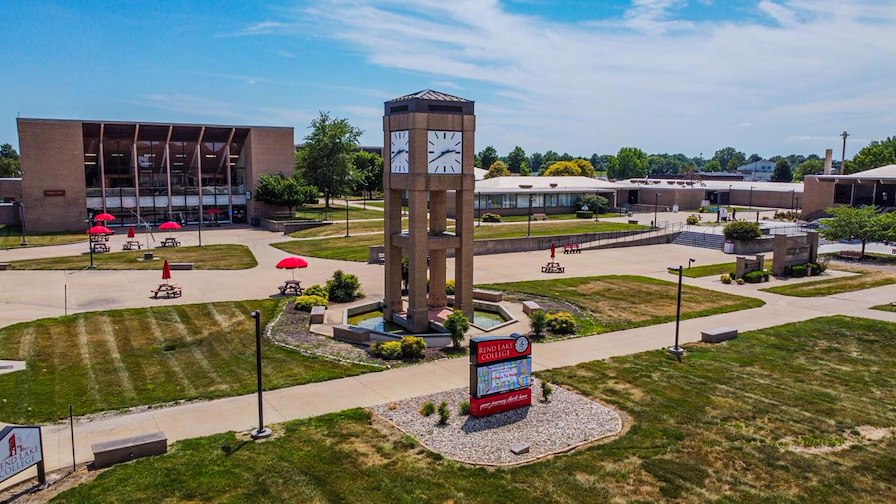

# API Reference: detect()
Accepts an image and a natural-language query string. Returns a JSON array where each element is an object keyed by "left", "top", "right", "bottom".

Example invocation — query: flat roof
[
  {"left": 615, "top": 179, "right": 803, "bottom": 193},
  {"left": 815, "top": 164, "right": 896, "bottom": 182},
  {"left": 17, "top": 117, "right": 293, "bottom": 131},
  {"left": 475, "top": 176, "right": 620, "bottom": 194}
]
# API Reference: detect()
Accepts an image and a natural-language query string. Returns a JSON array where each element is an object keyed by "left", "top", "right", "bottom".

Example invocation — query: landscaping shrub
[
  {"left": 294, "top": 295, "right": 328, "bottom": 312},
  {"left": 481, "top": 213, "right": 502, "bottom": 222},
  {"left": 807, "top": 262, "right": 826, "bottom": 276},
  {"left": 444, "top": 310, "right": 470, "bottom": 349},
  {"left": 419, "top": 401, "right": 435, "bottom": 416},
  {"left": 371, "top": 341, "right": 403, "bottom": 360},
  {"left": 736, "top": 278, "right": 745, "bottom": 285},
  {"left": 789, "top": 264, "right": 808, "bottom": 278},
  {"left": 326, "top": 270, "right": 363, "bottom": 302},
  {"left": 686, "top": 214, "right": 700, "bottom": 225},
  {"left": 575, "top": 211, "right": 594, "bottom": 219},
  {"left": 446, "top": 279, "right": 455, "bottom": 295},
  {"left": 723, "top": 221, "right": 762, "bottom": 241},
  {"left": 529, "top": 309, "right": 547, "bottom": 338},
  {"left": 743, "top": 271, "right": 766, "bottom": 284},
  {"left": 542, "top": 382, "right": 554, "bottom": 403},
  {"left": 302, "top": 284, "right": 328, "bottom": 300},
  {"left": 437, "top": 401, "right": 450, "bottom": 425},
  {"left": 546, "top": 311, "right": 576, "bottom": 334},
  {"left": 720, "top": 274, "right": 732, "bottom": 284},
  {"left": 400, "top": 336, "right": 426, "bottom": 360},
  {"left": 577, "top": 194, "right": 609, "bottom": 214},
  {"left": 458, "top": 400, "right": 470, "bottom": 416}
]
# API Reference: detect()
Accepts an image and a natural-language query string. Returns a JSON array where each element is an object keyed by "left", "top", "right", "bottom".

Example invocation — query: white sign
[{"left": 0, "top": 426, "right": 43, "bottom": 483}]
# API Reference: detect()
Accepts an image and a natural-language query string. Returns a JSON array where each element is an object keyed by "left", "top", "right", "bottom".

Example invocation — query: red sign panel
[
  {"left": 472, "top": 335, "right": 531, "bottom": 366},
  {"left": 43, "top": 190, "right": 66, "bottom": 197},
  {"left": 470, "top": 388, "right": 532, "bottom": 417}
]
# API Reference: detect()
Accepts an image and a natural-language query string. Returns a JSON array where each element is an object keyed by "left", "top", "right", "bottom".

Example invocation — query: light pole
[
  {"left": 87, "top": 217, "right": 96, "bottom": 270},
  {"left": 249, "top": 310, "right": 271, "bottom": 439},
  {"left": 654, "top": 192, "right": 661, "bottom": 228},
  {"left": 840, "top": 131, "right": 849, "bottom": 173},
  {"left": 16, "top": 202, "right": 26, "bottom": 246},
  {"left": 668, "top": 258, "right": 695, "bottom": 360},
  {"left": 748, "top": 186, "right": 754, "bottom": 211},
  {"left": 197, "top": 207, "right": 202, "bottom": 247}
]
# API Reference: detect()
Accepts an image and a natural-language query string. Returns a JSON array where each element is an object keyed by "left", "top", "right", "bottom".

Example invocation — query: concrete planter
[{"left": 729, "top": 236, "right": 775, "bottom": 254}]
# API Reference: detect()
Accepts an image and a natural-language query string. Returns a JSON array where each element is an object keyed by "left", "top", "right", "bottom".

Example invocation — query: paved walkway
[{"left": 2, "top": 214, "right": 895, "bottom": 486}]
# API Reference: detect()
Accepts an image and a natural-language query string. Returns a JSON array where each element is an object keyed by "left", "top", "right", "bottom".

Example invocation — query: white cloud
[{"left": 264, "top": 0, "right": 896, "bottom": 156}]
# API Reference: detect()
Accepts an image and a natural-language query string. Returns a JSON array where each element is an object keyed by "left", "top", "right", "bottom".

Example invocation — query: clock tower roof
[{"left": 385, "top": 89, "right": 474, "bottom": 116}]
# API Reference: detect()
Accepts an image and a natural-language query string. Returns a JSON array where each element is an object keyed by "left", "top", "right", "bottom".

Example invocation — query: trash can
[
  {"left": 723, "top": 241, "right": 735, "bottom": 254},
  {"left": 250, "top": 217, "right": 260, "bottom": 227},
  {"left": 143, "top": 252, "right": 154, "bottom": 261},
  {"left": 672, "top": 204, "right": 679, "bottom": 213}
]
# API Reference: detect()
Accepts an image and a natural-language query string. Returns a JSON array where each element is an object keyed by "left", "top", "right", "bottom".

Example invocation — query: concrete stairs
[{"left": 670, "top": 230, "right": 725, "bottom": 250}]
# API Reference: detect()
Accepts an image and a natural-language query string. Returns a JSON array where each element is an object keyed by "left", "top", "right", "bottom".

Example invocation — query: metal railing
[{"left": 580, "top": 221, "right": 683, "bottom": 249}]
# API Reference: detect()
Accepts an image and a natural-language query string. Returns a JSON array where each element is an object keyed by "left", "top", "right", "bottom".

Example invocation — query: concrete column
[
  {"left": 454, "top": 188, "right": 474, "bottom": 320},
  {"left": 383, "top": 188, "right": 404, "bottom": 319},
  {"left": 428, "top": 191, "right": 447, "bottom": 308},
  {"left": 407, "top": 189, "right": 430, "bottom": 332}
]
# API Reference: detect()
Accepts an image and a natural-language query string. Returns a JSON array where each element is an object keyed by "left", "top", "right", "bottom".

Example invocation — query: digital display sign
[{"left": 476, "top": 357, "right": 531, "bottom": 397}]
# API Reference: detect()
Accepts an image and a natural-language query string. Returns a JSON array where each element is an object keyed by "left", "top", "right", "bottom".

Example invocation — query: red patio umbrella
[
  {"left": 162, "top": 259, "right": 171, "bottom": 284},
  {"left": 159, "top": 221, "right": 182, "bottom": 231},
  {"left": 94, "top": 213, "right": 116, "bottom": 223},
  {"left": 550, "top": 241, "right": 556, "bottom": 260},
  {"left": 87, "top": 225, "right": 112, "bottom": 235},
  {"left": 276, "top": 256, "right": 309, "bottom": 280},
  {"left": 127, "top": 226, "right": 136, "bottom": 239},
  {"left": 204, "top": 208, "right": 223, "bottom": 215}
]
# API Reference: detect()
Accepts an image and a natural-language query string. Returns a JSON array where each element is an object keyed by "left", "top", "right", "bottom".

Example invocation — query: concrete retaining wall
[
  {"left": 731, "top": 236, "right": 775, "bottom": 254},
  {"left": 261, "top": 218, "right": 328, "bottom": 234}
]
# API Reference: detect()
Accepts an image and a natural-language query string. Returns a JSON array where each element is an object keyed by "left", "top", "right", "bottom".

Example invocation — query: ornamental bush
[
  {"left": 723, "top": 221, "right": 762, "bottom": 241},
  {"left": 437, "top": 401, "right": 450, "bottom": 425},
  {"left": 444, "top": 310, "right": 470, "bottom": 349},
  {"left": 294, "top": 295, "right": 328, "bottom": 312},
  {"left": 686, "top": 214, "right": 700, "bottom": 225},
  {"left": 743, "top": 271, "right": 765, "bottom": 284},
  {"left": 807, "top": 262, "right": 826, "bottom": 276},
  {"left": 736, "top": 278, "right": 745, "bottom": 285},
  {"left": 446, "top": 279, "right": 456, "bottom": 295},
  {"left": 400, "top": 336, "right": 426, "bottom": 359},
  {"left": 302, "top": 284, "right": 328, "bottom": 300},
  {"left": 546, "top": 311, "right": 576, "bottom": 334},
  {"left": 482, "top": 213, "right": 502, "bottom": 222},
  {"left": 326, "top": 270, "right": 363, "bottom": 303},
  {"left": 788, "top": 264, "right": 808, "bottom": 278},
  {"left": 542, "top": 382, "right": 554, "bottom": 403},
  {"left": 419, "top": 401, "right": 435, "bottom": 416},
  {"left": 720, "top": 274, "right": 732, "bottom": 284},
  {"left": 371, "top": 340, "right": 403, "bottom": 360},
  {"left": 529, "top": 309, "right": 547, "bottom": 338},
  {"left": 458, "top": 400, "right": 470, "bottom": 416}
]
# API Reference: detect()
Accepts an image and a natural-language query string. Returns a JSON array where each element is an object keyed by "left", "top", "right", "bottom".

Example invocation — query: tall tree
[
  {"left": 506, "top": 146, "right": 527, "bottom": 173},
  {"left": 478, "top": 146, "right": 499, "bottom": 172},
  {"left": 571, "top": 158, "right": 595, "bottom": 177},
  {"left": 793, "top": 158, "right": 825, "bottom": 181},
  {"left": 484, "top": 160, "right": 511, "bottom": 179},
  {"left": 540, "top": 150, "right": 560, "bottom": 172},
  {"left": 712, "top": 147, "right": 745, "bottom": 173},
  {"left": 726, "top": 153, "right": 746, "bottom": 172},
  {"left": 352, "top": 150, "right": 384, "bottom": 198},
  {"left": 518, "top": 160, "right": 531, "bottom": 176},
  {"left": 295, "top": 112, "right": 362, "bottom": 207},
  {"left": 529, "top": 152, "right": 544, "bottom": 173},
  {"left": 843, "top": 136, "right": 896, "bottom": 174},
  {"left": 254, "top": 173, "right": 316, "bottom": 214},
  {"left": 771, "top": 160, "right": 792, "bottom": 182},
  {"left": 542, "top": 160, "right": 581, "bottom": 176},
  {"left": 611, "top": 147, "right": 648, "bottom": 179},
  {"left": 747, "top": 153, "right": 763, "bottom": 163},
  {"left": 704, "top": 159, "right": 722, "bottom": 172},
  {"left": 820, "top": 206, "right": 892, "bottom": 258},
  {"left": 0, "top": 143, "right": 21, "bottom": 177}
]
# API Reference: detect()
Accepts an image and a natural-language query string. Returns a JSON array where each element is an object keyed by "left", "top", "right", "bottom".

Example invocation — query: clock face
[
  {"left": 427, "top": 130, "right": 462, "bottom": 174},
  {"left": 390, "top": 130, "right": 409, "bottom": 173},
  {"left": 514, "top": 336, "right": 529, "bottom": 353}
]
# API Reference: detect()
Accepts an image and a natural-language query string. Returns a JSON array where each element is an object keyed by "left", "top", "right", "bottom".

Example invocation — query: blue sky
[{"left": 2, "top": 0, "right": 894, "bottom": 159}]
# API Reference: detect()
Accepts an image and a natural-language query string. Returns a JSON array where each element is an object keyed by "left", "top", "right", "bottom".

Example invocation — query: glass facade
[
  {"left": 474, "top": 192, "right": 582, "bottom": 210},
  {"left": 82, "top": 122, "right": 250, "bottom": 226}
]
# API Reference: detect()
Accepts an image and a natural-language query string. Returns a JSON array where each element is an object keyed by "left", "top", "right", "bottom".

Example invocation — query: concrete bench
[
  {"left": 333, "top": 324, "right": 370, "bottom": 344},
  {"left": 310, "top": 305, "right": 326, "bottom": 324},
  {"left": 92, "top": 431, "right": 167, "bottom": 469},
  {"left": 522, "top": 300, "right": 542, "bottom": 316},
  {"left": 473, "top": 289, "right": 503, "bottom": 302},
  {"left": 701, "top": 327, "right": 738, "bottom": 343},
  {"left": 0, "top": 263, "right": 10, "bottom": 271},
  {"left": 169, "top": 262, "right": 194, "bottom": 270},
  {"left": 532, "top": 213, "right": 547, "bottom": 221},
  {"left": 628, "top": 219, "right": 639, "bottom": 225},
  {"left": 838, "top": 250, "right": 863, "bottom": 261}
]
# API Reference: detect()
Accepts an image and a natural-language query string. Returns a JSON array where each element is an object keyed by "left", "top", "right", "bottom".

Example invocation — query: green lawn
[
  {"left": 362, "top": 201, "right": 385, "bottom": 208},
  {"left": 480, "top": 275, "right": 764, "bottom": 337},
  {"left": 288, "top": 219, "right": 406, "bottom": 239},
  {"left": 292, "top": 204, "right": 385, "bottom": 221},
  {"left": 0, "top": 300, "right": 375, "bottom": 423},
  {"left": 8, "top": 244, "right": 258, "bottom": 270},
  {"left": 0, "top": 225, "right": 86, "bottom": 249},
  {"left": 276, "top": 221, "right": 646, "bottom": 261},
  {"left": 668, "top": 261, "right": 736, "bottom": 278},
  {"left": 54, "top": 316, "right": 896, "bottom": 503},
  {"left": 495, "top": 212, "right": 618, "bottom": 223},
  {"left": 761, "top": 270, "right": 896, "bottom": 297},
  {"left": 871, "top": 303, "right": 896, "bottom": 312}
]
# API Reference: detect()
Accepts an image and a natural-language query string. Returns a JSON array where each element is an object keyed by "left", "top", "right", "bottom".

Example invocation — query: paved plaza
[{"left": 2, "top": 212, "right": 895, "bottom": 484}]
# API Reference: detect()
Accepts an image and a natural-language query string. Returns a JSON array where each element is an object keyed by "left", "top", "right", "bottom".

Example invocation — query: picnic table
[
  {"left": 563, "top": 243, "right": 581, "bottom": 254},
  {"left": 123, "top": 240, "right": 143, "bottom": 251},
  {"left": 91, "top": 242, "right": 110, "bottom": 253},
  {"left": 160, "top": 237, "right": 181, "bottom": 247},
  {"left": 89, "top": 234, "right": 110, "bottom": 243},
  {"left": 278, "top": 280, "right": 304, "bottom": 296},
  {"left": 541, "top": 261, "right": 565, "bottom": 274},
  {"left": 151, "top": 283, "right": 182, "bottom": 299}
]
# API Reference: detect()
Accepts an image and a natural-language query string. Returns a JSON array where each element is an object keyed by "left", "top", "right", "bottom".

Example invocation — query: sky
[{"left": 2, "top": 0, "right": 894, "bottom": 160}]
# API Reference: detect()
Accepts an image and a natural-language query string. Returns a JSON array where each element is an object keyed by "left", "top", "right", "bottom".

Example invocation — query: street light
[
  {"left": 668, "top": 258, "right": 696, "bottom": 360},
  {"left": 197, "top": 207, "right": 203, "bottom": 247},
  {"left": 654, "top": 192, "right": 661, "bottom": 228},
  {"left": 249, "top": 310, "right": 271, "bottom": 440},
  {"left": 16, "top": 202, "right": 26, "bottom": 246},
  {"left": 748, "top": 186, "right": 754, "bottom": 212}
]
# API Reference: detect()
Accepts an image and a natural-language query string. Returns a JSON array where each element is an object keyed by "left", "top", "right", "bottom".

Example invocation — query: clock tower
[{"left": 382, "top": 90, "right": 475, "bottom": 333}]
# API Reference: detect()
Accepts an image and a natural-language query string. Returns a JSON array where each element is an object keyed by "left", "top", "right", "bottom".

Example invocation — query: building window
[{"left": 833, "top": 184, "right": 852, "bottom": 204}]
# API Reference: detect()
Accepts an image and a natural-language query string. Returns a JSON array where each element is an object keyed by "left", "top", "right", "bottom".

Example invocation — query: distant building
[
  {"left": 736, "top": 160, "right": 776, "bottom": 181},
  {"left": 802, "top": 164, "right": 896, "bottom": 219}
]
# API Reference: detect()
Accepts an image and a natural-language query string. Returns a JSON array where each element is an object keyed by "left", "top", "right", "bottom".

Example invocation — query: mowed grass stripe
[
  {"left": 141, "top": 309, "right": 195, "bottom": 395},
  {"left": 96, "top": 316, "right": 137, "bottom": 398},
  {"left": 167, "top": 307, "right": 229, "bottom": 392},
  {"left": 75, "top": 317, "right": 103, "bottom": 405},
  {"left": 112, "top": 309, "right": 176, "bottom": 398},
  {"left": 17, "top": 326, "right": 35, "bottom": 360},
  {"left": 200, "top": 303, "right": 255, "bottom": 386}
]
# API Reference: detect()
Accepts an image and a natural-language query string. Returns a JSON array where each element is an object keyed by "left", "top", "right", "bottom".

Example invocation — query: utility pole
[{"left": 840, "top": 131, "right": 850, "bottom": 174}]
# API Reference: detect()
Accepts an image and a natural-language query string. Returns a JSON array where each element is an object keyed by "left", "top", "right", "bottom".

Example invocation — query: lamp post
[
  {"left": 668, "top": 258, "right": 695, "bottom": 360},
  {"left": 16, "top": 202, "right": 26, "bottom": 246},
  {"left": 748, "top": 186, "right": 754, "bottom": 211},
  {"left": 249, "top": 310, "right": 271, "bottom": 439},
  {"left": 654, "top": 192, "right": 661, "bottom": 228},
  {"left": 87, "top": 217, "right": 96, "bottom": 270},
  {"left": 197, "top": 207, "right": 202, "bottom": 247}
]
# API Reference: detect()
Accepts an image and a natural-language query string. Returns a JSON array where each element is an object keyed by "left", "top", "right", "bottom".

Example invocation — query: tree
[
  {"left": 611, "top": 147, "right": 648, "bottom": 179},
  {"left": 540, "top": 150, "right": 560, "bottom": 172},
  {"left": 0, "top": 143, "right": 21, "bottom": 177},
  {"left": 704, "top": 159, "right": 722, "bottom": 172},
  {"left": 793, "top": 158, "right": 825, "bottom": 181},
  {"left": 294, "top": 112, "right": 362, "bottom": 208},
  {"left": 352, "top": 150, "right": 383, "bottom": 198},
  {"left": 712, "top": 147, "right": 745, "bottom": 173},
  {"left": 478, "top": 146, "right": 499, "bottom": 172},
  {"left": 843, "top": 136, "right": 896, "bottom": 174},
  {"left": 772, "top": 160, "right": 792, "bottom": 182},
  {"left": 444, "top": 310, "right": 470, "bottom": 349},
  {"left": 747, "top": 153, "right": 763, "bottom": 163},
  {"left": 506, "top": 146, "right": 527, "bottom": 173},
  {"left": 254, "top": 173, "right": 317, "bottom": 214},
  {"left": 571, "top": 158, "right": 595, "bottom": 177},
  {"left": 484, "top": 160, "right": 511, "bottom": 179},
  {"left": 820, "top": 205, "right": 891, "bottom": 258},
  {"left": 543, "top": 160, "right": 581, "bottom": 176},
  {"left": 726, "top": 153, "right": 746, "bottom": 172},
  {"left": 518, "top": 160, "right": 531, "bottom": 176},
  {"left": 529, "top": 152, "right": 544, "bottom": 173}
]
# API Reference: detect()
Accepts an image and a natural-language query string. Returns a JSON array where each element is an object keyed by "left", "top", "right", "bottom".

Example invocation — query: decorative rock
[{"left": 510, "top": 443, "right": 530, "bottom": 455}]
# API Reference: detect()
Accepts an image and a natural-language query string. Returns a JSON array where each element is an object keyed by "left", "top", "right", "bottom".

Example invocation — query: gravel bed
[{"left": 371, "top": 380, "right": 622, "bottom": 465}]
